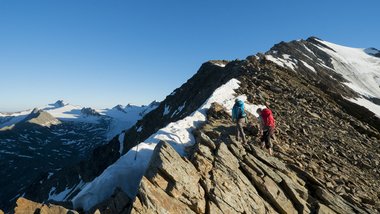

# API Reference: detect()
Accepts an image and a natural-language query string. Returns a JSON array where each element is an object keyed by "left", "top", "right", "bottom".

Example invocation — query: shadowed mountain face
[
  {"left": 5, "top": 37, "right": 380, "bottom": 213},
  {"left": 0, "top": 102, "right": 159, "bottom": 211},
  {"left": 0, "top": 110, "right": 109, "bottom": 210}
]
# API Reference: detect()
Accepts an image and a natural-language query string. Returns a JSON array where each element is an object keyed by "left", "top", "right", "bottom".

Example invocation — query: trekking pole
[{"left": 134, "top": 142, "right": 139, "bottom": 160}]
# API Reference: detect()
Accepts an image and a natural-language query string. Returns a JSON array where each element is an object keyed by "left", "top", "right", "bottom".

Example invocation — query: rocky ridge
[
  {"left": 22, "top": 108, "right": 61, "bottom": 127},
  {"left": 128, "top": 95, "right": 379, "bottom": 213},
  {"left": 97, "top": 39, "right": 380, "bottom": 213}
]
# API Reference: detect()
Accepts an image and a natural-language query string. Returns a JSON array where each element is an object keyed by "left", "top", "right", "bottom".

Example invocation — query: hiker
[
  {"left": 256, "top": 104, "right": 275, "bottom": 155},
  {"left": 232, "top": 99, "right": 247, "bottom": 144}
]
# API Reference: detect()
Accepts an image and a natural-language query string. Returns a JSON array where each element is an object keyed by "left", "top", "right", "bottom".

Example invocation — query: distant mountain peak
[
  {"left": 81, "top": 107, "right": 101, "bottom": 117},
  {"left": 148, "top": 100, "right": 160, "bottom": 107},
  {"left": 126, "top": 103, "right": 136, "bottom": 108},
  {"left": 22, "top": 108, "right": 61, "bottom": 127},
  {"left": 30, "top": 107, "right": 41, "bottom": 115},
  {"left": 364, "top": 47, "right": 380, "bottom": 57},
  {"left": 112, "top": 104, "right": 126, "bottom": 112},
  {"left": 306, "top": 36, "right": 322, "bottom": 41},
  {"left": 52, "top": 100, "right": 67, "bottom": 108}
]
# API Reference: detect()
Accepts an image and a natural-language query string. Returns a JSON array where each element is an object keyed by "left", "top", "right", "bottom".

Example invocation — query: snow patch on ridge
[
  {"left": 48, "top": 186, "right": 72, "bottom": 201},
  {"left": 302, "top": 44, "right": 317, "bottom": 58},
  {"left": 213, "top": 62, "right": 226, "bottom": 67},
  {"left": 118, "top": 133, "right": 125, "bottom": 154},
  {"left": 163, "top": 104, "right": 171, "bottom": 116},
  {"left": 348, "top": 97, "right": 380, "bottom": 118},
  {"left": 72, "top": 78, "right": 266, "bottom": 211},
  {"left": 301, "top": 60, "right": 316, "bottom": 73},
  {"left": 265, "top": 55, "right": 298, "bottom": 71},
  {"left": 171, "top": 102, "right": 186, "bottom": 117}
]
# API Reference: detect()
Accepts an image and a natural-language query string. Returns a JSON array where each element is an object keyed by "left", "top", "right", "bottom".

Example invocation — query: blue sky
[{"left": 0, "top": 0, "right": 379, "bottom": 112}]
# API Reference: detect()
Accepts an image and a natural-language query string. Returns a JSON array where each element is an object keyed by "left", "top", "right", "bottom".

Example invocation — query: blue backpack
[{"left": 234, "top": 100, "right": 246, "bottom": 119}]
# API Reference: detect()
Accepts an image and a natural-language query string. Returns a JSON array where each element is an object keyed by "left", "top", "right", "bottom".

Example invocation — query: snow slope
[
  {"left": 314, "top": 39, "right": 380, "bottom": 98},
  {"left": 44, "top": 104, "right": 100, "bottom": 123},
  {"left": 72, "top": 78, "right": 266, "bottom": 211},
  {"left": 348, "top": 97, "right": 380, "bottom": 117},
  {"left": 0, "top": 110, "right": 32, "bottom": 128},
  {"left": 313, "top": 39, "right": 380, "bottom": 117},
  {"left": 99, "top": 103, "right": 159, "bottom": 139}
]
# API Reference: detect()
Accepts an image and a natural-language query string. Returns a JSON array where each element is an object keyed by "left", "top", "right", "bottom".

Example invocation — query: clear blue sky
[{"left": 0, "top": 0, "right": 379, "bottom": 112}]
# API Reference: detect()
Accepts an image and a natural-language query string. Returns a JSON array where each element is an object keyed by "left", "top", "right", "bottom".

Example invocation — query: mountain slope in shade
[
  {"left": 7, "top": 37, "right": 380, "bottom": 213},
  {"left": 0, "top": 100, "right": 159, "bottom": 211}
]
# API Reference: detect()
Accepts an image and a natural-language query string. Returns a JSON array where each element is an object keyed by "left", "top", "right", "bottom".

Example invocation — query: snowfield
[
  {"left": 72, "top": 78, "right": 266, "bottom": 211},
  {"left": 314, "top": 39, "right": 380, "bottom": 117},
  {"left": 265, "top": 54, "right": 298, "bottom": 71},
  {"left": 0, "top": 101, "right": 158, "bottom": 139},
  {"left": 315, "top": 39, "right": 380, "bottom": 99}
]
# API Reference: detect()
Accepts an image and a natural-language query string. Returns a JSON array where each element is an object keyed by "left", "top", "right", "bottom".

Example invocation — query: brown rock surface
[
  {"left": 129, "top": 99, "right": 379, "bottom": 213},
  {"left": 89, "top": 187, "right": 131, "bottom": 214},
  {"left": 14, "top": 197, "right": 78, "bottom": 214}
]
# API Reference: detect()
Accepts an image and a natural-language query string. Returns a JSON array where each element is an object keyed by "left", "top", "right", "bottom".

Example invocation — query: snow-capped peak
[
  {"left": 112, "top": 105, "right": 126, "bottom": 112},
  {"left": 364, "top": 47, "right": 380, "bottom": 56},
  {"left": 80, "top": 107, "right": 101, "bottom": 117},
  {"left": 53, "top": 100, "right": 68, "bottom": 108},
  {"left": 43, "top": 100, "right": 69, "bottom": 111}
]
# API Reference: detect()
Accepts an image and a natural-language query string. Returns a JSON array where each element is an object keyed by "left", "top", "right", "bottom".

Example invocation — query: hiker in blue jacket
[{"left": 232, "top": 99, "right": 247, "bottom": 144}]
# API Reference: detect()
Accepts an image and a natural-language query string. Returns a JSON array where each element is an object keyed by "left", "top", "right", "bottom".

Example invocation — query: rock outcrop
[
  {"left": 81, "top": 107, "right": 101, "bottom": 117},
  {"left": 14, "top": 197, "right": 78, "bottom": 214},
  {"left": 24, "top": 108, "right": 61, "bottom": 127}
]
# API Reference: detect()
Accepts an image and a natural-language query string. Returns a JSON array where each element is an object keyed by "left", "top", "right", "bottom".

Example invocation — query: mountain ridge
[{"left": 4, "top": 37, "right": 380, "bottom": 213}]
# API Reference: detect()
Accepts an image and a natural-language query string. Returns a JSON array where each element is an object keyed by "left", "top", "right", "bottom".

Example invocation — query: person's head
[{"left": 256, "top": 108, "right": 262, "bottom": 115}]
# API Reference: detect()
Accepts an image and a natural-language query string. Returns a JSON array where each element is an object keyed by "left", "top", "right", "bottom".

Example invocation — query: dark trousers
[
  {"left": 261, "top": 126, "right": 274, "bottom": 149},
  {"left": 236, "top": 118, "right": 246, "bottom": 143}
]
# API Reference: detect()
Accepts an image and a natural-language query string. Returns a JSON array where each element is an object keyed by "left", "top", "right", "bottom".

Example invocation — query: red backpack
[{"left": 261, "top": 108, "right": 275, "bottom": 127}]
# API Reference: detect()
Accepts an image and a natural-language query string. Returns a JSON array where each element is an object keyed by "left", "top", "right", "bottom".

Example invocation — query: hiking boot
[{"left": 261, "top": 142, "right": 265, "bottom": 149}]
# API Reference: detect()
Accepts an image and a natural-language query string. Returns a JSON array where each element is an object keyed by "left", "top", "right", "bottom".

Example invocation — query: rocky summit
[{"left": 7, "top": 37, "right": 380, "bottom": 213}]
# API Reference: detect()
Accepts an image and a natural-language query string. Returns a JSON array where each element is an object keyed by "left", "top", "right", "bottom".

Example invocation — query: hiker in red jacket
[{"left": 257, "top": 105, "right": 275, "bottom": 155}]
